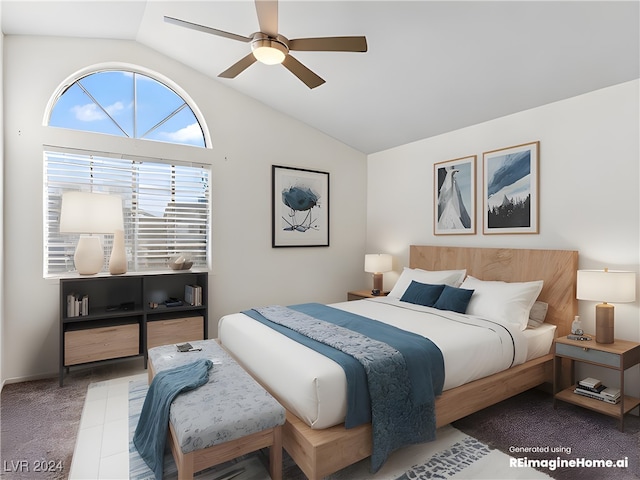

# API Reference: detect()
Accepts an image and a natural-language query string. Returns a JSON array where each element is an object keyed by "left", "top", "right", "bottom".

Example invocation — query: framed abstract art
[{"left": 272, "top": 165, "right": 329, "bottom": 247}]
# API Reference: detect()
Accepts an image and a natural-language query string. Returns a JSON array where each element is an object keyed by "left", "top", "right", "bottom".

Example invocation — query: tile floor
[{"left": 68, "top": 372, "right": 147, "bottom": 480}]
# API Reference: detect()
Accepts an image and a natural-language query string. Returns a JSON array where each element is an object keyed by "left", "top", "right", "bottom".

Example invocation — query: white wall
[
  {"left": 0, "top": 3, "right": 5, "bottom": 389},
  {"left": 367, "top": 80, "right": 640, "bottom": 401},
  {"left": 2, "top": 35, "right": 367, "bottom": 383}
]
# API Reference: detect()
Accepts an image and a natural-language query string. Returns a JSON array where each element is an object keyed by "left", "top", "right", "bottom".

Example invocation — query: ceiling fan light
[{"left": 251, "top": 38, "right": 288, "bottom": 65}]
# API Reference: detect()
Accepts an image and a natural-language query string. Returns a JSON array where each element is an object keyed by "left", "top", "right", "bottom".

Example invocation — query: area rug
[{"left": 128, "top": 379, "right": 551, "bottom": 480}]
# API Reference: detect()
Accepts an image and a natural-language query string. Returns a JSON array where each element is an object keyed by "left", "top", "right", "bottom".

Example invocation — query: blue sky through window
[{"left": 49, "top": 71, "right": 205, "bottom": 147}]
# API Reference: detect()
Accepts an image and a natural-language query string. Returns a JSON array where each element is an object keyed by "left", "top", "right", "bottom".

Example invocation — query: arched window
[
  {"left": 44, "top": 67, "right": 211, "bottom": 277},
  {"left": 48, "top": 70, "right": 206, "bottom": 147}
]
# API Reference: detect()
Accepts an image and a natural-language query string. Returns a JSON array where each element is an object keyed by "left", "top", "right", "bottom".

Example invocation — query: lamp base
[
  {"left": 595, "top": 303, "right": 614, "bottom": 344},
  {"left": 372, "top": 273, "right": 383, "bottom": 295},
  {"left": 75, "top": 235, "right": 104, "bottom": 275}
]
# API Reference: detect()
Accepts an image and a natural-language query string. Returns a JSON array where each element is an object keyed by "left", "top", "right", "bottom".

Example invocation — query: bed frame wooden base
[
  {"left": 283, "top": 353, "right": 553, "bottom": 480},
  {"left": 226, "top": 245, "right": 578, "bottom": 480}
]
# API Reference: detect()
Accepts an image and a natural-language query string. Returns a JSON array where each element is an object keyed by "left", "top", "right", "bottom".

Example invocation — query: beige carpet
[{"left": 0, "top": 360, "right": 144, "bottom": 480}]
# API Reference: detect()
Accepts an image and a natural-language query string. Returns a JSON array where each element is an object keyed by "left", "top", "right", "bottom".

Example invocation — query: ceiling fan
[{"left": 164, "top": 0, "right": 367, "bottom": 89}]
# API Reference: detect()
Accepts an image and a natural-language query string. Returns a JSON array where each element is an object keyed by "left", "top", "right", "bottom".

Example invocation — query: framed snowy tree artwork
[
  {"left": 482, "top": 141, "right": 539, "bottom": 234},
  {"left": 434, "top": 155, "right": 476, "bottom": 235}
]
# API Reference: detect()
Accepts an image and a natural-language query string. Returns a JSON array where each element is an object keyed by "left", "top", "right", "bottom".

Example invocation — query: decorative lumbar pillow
[
  {"left": 528, "top": 301, "right": 549, "bottom": 328},
  {"left": 433, "top": 285, "right": 475, "bottom": 314},
  {"left": 388, "top": 267, "right": 467, "bottom": 299},
  {"left": 400, "top": 281, "right": 446, "bottom": 307},
  {"left": 460, "top": 276, "right": 543, "bottom": 331}
]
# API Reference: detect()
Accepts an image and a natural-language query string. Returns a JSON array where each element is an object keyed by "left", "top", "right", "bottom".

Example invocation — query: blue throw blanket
[
  {"left": 245, "top": 303, "right": 444, "bottom": 472},
  {"left": 133, "top": 358, "right": 213, "bottom": 479}
]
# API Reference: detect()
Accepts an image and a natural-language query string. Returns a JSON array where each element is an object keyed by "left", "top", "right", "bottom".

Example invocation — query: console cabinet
[{"left": 59, "top": 271, "right": 208, "bottom": 386}]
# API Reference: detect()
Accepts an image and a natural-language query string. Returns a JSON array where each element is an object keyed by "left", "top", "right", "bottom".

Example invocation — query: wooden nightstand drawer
[
  {"left": 65, "top": 323, "right": 139, "bottom": 366},
  {"left": 555, "top": 342, "right": 620, "bottom": 368},
  {"left": 147, "top": 316, "right": 204, "bottom": 350}
]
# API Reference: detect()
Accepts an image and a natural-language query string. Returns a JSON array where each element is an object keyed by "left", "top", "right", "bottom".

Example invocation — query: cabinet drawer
[
  {"left": 147, "top": 316, "right": 204, "bottom": 350},
  {"left": 555, "top": 343, "right": 621, "bottom": 368},
  {"left": 65, "top": 323, "right": 139, "bottom": 366}
]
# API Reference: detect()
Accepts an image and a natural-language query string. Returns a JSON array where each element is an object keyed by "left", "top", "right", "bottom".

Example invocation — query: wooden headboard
[{"left": 410, "top": 245, "right": 578, "bottom": 337}]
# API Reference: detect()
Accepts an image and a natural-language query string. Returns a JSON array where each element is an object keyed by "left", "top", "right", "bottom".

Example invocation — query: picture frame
[
  {"left": 482, "top": 141, "right": 539, "bottom": 234},
  {"left": 272, "top": 165, "right": 329, "bottom": 247},
  {"left": 434, "top": 155, "right": 476, "bottom": 235}
]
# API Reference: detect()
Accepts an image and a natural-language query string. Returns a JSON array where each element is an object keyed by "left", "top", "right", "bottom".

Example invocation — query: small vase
[{"left": 109, "top": 229, "right": 127, "bottom": 275}]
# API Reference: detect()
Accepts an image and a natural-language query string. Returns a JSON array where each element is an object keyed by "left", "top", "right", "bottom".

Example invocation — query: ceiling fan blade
[
  {"left": 254, "top": 0, "right": 278, "bottom": 37},
  {"left": 282, "top": 55, "right": 325, "bottom": 89},
  {"left": 218, "top": 53, "right": 258, "bottom": 79},
  {"left": 289, "top": 36, "right": 368, "bottom": 52},
  {"left": 164, "top": 16, "right": 251, "bottom": 43}
]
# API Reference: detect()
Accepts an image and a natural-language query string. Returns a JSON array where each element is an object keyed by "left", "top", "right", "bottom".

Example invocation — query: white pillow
[
  {"left": 460, "top": 276, "right": 543, "bottom": 331},
  {"left": 388, "top": 267, "right": 467, "bottom": 299}
]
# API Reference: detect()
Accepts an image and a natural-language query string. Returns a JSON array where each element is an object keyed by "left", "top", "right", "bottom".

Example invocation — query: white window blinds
[{"left": 44, "top": 149, "right": 210, "bottom": 276}]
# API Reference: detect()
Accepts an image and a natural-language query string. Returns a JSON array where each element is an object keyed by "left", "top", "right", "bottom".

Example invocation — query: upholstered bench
[{"left": 147, "top": 339, "right": 286, "bottom": 480}]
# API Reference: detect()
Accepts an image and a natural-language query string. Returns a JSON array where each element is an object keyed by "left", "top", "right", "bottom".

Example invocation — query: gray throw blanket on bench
[
  {"left": 253, "top": 305, "right": 442, "bottom": 473},
  {"left": 134, "top": 358, "right": 213, "bottom": 479}
]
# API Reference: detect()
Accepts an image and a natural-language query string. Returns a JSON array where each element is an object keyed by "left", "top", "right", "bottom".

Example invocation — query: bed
[{"left": 218, "top": 245, "right": 578, "bottom": 479}]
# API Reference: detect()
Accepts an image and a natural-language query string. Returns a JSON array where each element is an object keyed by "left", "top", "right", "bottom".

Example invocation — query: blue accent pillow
[
  {"left": 400, "top": 281, "right": 445, "bottom": 307},
  {"left": 433, "top": 285, "right": 475, "bottom": 314}
]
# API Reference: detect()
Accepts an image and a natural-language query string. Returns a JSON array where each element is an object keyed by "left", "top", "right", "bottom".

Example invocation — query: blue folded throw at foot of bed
[{"left": 133, "top": 358, "right": 213, "bottom": 479}]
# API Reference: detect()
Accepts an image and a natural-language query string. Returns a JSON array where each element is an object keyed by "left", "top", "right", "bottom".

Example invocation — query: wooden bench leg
[
  {"left": 169, "top": 422, "right": 195, "bottom": 480},
  {"left": 169, "top": 422, "right": 282, "bottom": 480},
  {"left": 176, "top": 454, "right": 195, "bottom": 480},
  {"left": 269, "top": 425, "right": 283, "bottom": 480}
]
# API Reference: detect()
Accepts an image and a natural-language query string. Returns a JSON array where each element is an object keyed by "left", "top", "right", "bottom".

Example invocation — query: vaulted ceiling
[{"left": 2, "top": 1, "right": 638, "bottom": 154}]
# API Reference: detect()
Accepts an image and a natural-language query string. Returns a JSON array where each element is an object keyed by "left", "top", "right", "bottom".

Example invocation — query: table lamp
[
  {"left": 60, "top": 192, "right": 125, "bottom": 275},
  {"left": 364, "top": 254, "right": 392, "bottom": 295},
  {"left": 576, "top": 269, "right": 636, "bottom": 344}
]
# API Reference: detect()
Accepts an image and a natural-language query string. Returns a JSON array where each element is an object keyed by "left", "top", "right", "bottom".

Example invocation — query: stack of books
[
  {"left": 184, "top": 284, "right": 202, "bottom": 306},
  {"left": 574, "top": 377, "right": 621, "bottom": 404},
  {"left": 66, "top": 293, "right": 89, "bottom": 317}
]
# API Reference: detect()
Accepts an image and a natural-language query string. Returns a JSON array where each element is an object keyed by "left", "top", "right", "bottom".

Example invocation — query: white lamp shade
[
  {"left": 577, "top": 270, "right": 636, "bottom": 303},
  {"left": 60, "top": 192, "right": 124, "bottom": 234},
  {"left": 364, "top": 254, "right": 393, "bottom": 273}
]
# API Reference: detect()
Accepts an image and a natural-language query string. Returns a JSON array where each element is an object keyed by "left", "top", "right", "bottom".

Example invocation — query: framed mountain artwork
[
  {"left": 434, "top": 155, "right": 476, "bottom": 235},
  {"left": 482, "top": 141, "right": 539, "bottom": 234}
]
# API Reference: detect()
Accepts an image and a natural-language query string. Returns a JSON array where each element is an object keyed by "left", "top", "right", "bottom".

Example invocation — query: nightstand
[
  {"left": 553, "top": 335, "right": 640, "bottom": 431},
  {"left": 347, "top": 290, "right": 389, "bottom": 301}
]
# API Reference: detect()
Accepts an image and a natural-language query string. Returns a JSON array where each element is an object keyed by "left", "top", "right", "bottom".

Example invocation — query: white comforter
[{"left": 218, "top": 297, "right": 529, "bottom": 429}]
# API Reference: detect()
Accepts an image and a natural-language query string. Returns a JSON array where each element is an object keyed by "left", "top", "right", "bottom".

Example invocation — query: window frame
[
  {"left": 43, "top": 65, "right": 212, "bottom": 278},
  {"left": 44, "top": 148, "right": 211, "bottom": 278},
  {"left": 43, "top": 63, "right": 212, "bottom": 149}
]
